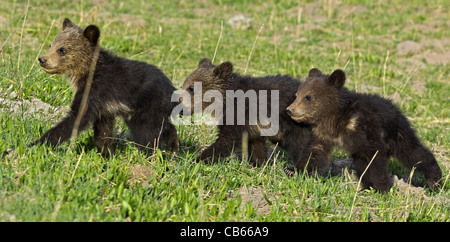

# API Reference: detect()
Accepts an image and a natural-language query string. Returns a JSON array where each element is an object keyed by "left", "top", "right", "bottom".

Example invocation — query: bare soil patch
[{"left": 0, "top": 92, "right": 66, "bottom": 118}]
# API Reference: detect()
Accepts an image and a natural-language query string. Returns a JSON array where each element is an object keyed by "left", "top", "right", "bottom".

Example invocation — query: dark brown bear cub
[
  {"left": 32, "top": 18, "right": 179, "bottom": 156},
  {"left": 286, "top": 68, "right": 442, "bottom": 192},
  {"left": 179, "top": 58, "right": 332, "bottom": 170}
]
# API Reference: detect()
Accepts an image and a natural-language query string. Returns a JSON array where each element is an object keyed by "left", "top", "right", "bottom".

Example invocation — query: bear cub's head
[
  {"left": 286, "top": 68, "right": 346, "bottom": 124},
  {"left": 180, "top": 58, "right": 233, "bottom": 114},
  {"left": 38, "top": 18, "right": 100, "bottom": 79}
]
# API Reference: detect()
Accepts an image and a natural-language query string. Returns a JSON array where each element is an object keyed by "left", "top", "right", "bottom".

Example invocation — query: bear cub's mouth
[
  {"left": 286, "top": 108, "right": 306, "bottom": 122},
  {"left": 287, "top": 111, "right": 308, "bottom": 123},
  {"left": 41, "top": 66, "right": 59, "bottom": 74},
  {"left": 290, "top": 115, "right": 305, "bottom": 122}
]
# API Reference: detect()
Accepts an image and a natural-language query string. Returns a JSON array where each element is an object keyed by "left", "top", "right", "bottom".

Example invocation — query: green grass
[{"left": 0, "top": 0, "right": 449, "bottom": 221}]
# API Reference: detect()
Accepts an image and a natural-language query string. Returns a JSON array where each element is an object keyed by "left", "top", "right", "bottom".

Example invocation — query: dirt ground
[{"left": 0, "top": 91, "right": 66, "bottom": 118}]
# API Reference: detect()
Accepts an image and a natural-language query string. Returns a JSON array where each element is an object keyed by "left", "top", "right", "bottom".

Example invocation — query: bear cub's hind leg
[{"left": 353, "top": 151, "right": 392, "bottom": 193}]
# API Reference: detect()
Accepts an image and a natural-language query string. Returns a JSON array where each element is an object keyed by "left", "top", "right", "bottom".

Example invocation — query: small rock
[
  {"left": 227, "top": 14, "right": 252, "bottom": 30},
  {"left": 329, "top": 158, "right": 353, "bottom": 176},
  {"left": 393, "top": 175, "right": 426, "bottom": 196},
  {"left": 5, "top": 148, "right": 15, "bottom": 160},
  {"left": 0, "top": 92, "right": 65, "bottom": 118}
]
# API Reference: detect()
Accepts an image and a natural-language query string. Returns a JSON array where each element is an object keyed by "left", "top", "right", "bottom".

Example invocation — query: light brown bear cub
[
  {"left": 287, "top": 68, "right": 442, "bottom": 192},
  {"left": 32, "top": 18, "right": 179, "bottom": 156}
]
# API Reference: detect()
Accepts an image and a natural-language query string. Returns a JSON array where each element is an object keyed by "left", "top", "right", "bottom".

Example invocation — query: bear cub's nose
[
  {"left": 38, "top": 57, "right": 46, "bottom": 65},
  {"left": 286, "top": 107, "right": 293, "bottom": 116}
]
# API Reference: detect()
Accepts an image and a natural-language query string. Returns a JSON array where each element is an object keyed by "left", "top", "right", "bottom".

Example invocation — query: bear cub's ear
[
  {"left": 213, "top": 61, "right": 233, "bottom": 79},
  {"left": 84, "top": 25, "right": 101, "bottom": 45},
  {"left": 63, "top": 18, "right": 77, "bottom": 31},
  {"left": 198, "top": 58, "right": 214, "bottom": 68},
  {"left": 328, "top": 69, "right": 346, "bottom": 88},
  {"left": 308, "top": 68, "right": 322, "bottom": 78}
]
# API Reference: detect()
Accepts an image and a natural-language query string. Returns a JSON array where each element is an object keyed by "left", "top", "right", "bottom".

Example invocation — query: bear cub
[
  {"left": 286, "top": 68, "right": 442, "bottom": 192},
  {"left": 180, "top": 58, "right": 332, "bottom": 170},
  {"left": 32, "top": 18, "right": 179, "bottom": 156}
]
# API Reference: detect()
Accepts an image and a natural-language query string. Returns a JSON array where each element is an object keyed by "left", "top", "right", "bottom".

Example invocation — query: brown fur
[
  {"left": 32, "top": 18, "right": 179, "bottom": 156},
  {"left": 39, "top": 19, "right": 99, "bottom": 88},
  {"left": 287, "top": 68, "right": 442, "bottom": 192}
]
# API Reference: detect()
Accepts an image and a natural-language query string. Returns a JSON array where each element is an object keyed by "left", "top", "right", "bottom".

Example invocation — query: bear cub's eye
[
  {"left": 187, "top": 86, "right": 194, "bottom": 92},
  {"left": 304, "top": 95, "right": 312, "bottom": 101},
  {"left": 58, "top": 48, "right": 66, "bottom": 55}
]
